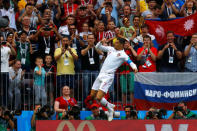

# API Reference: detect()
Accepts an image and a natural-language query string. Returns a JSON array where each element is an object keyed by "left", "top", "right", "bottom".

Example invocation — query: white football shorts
[{"left": 91, "top": 73, "right": 114, "bottom": 93}]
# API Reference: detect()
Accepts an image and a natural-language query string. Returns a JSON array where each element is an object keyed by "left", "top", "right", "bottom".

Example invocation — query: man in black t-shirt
[
  {"left": 81, "top": 34, "right": 102, "bottom": 101},
  {"left": 32, "top": 25, "right": 62, "bottom": 60},
  {"left": 157, "top": 31, "right": 182, "bottom": 72}
]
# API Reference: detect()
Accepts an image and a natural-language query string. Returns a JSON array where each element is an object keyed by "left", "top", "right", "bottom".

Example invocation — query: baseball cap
[{"left": 90, "top": 103, "right": 99, "bottom": 109}]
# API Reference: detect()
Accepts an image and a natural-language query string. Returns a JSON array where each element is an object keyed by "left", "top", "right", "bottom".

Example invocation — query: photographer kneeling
[
  {"left": 145, "top": 107, "right": 167, "bottom": 119},
  {"left": 0, "top": 106, "right": 15, "bottom": 130},
  {"left": 85, "top": 104, "right": 108, "bottom": 120},
  {"left": 60, "top": 106, "right": 80, "bottom": 120},
  {"left": 168, "top": 101, "right": 196, "bottom": 119},
  {"left": 121, "top": 106, "right": 138, "bottom": 120},
  {"left": 31, "top": 105, "right": 54, "bottom": 131}
]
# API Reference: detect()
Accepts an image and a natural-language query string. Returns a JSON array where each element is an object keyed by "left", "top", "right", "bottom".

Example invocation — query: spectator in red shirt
[
  {"left": 137, "top": 35, "right": 157, "bottom": 72},
  {"left": 54, "top": 86, "right": 77, "bottom": 113}
]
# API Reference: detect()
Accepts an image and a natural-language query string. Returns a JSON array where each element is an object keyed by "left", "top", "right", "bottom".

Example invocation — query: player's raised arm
[
  {"left": 95, "top": 38, "right": 113, "bottom": 52},
  {"left": 126, "top": 58, "right": 138, "bottom": 73}
]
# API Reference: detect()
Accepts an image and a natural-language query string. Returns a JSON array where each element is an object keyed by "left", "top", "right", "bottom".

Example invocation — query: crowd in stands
[{"left": 0, "top": 0, "right": 197, "bottom": 129}]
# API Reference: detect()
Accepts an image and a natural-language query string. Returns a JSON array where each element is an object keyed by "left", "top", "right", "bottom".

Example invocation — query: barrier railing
[{"left": 1, "top": 72, "right": 197, "bottom": 110}]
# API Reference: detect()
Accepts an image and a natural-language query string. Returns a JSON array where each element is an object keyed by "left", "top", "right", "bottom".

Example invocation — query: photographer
[
  {"left": 121, "top": 106, "right": 138, "bottom": 120},
  {"left": 60, "top": 106, "right": 80, "bottom": 120},
  {"left": 169, "top": 102, "right": 196, "bottom": 119},
  {"left": 85, "top": 104, "right": 108, "bottom": 120},
  {"left": 145, "top": 107, "right": 167, "bottom": 120},
  {"left": 0, "top": 106, "right": 15, "bottom": 130},
  {"left": 31, "top": 105, "right": 53, "bottom": 131},
  {"left": 32, "top": 22, "right": 62, "bottom": 59}
]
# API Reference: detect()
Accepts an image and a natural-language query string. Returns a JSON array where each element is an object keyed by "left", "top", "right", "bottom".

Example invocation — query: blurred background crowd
[{"left": 0, "top": 0, "right": 197, "bottom": 130}]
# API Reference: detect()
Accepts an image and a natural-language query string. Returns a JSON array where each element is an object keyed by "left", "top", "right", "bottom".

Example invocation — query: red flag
[{"left": 145, "top": 13, "right": 197, "bottom": 45}]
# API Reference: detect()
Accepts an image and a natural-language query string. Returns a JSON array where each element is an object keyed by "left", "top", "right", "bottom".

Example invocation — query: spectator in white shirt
[{"left": 0, "top": 38, "right": 16, "bottom": 107}]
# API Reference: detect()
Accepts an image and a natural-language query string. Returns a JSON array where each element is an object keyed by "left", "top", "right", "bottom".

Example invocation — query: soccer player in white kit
[{"left": 89, "top": 37, "right": 138, "bottom": 121}]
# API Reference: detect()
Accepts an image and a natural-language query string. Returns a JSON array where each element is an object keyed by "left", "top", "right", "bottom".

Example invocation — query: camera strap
[
  {"left": 168, "top": 47, "right": 174, "bottom": 63},
  {"left": 43, "top": 37, "right": 50, "bottom": 48},
  {"left": 88, "top": 48, "right": 95, "bottom": 64},
  {"left": 19, "top": 42, "right": 28, "bottom": 59},
  {"left": 44, "top": 37, "right": 51, "bottom": 54},
  {"left": 168, "top": 47, "right": 174, "bottom": 57},
  {"left": 88, "top": 48, "right": 94, "bottom": 58}
]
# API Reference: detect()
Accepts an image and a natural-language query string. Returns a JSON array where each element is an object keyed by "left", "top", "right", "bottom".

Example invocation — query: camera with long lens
[
  {"left": 3, "top": 109, "right": 22, "bottom": 129},
  {"left": 4, "top": 110, "right": 22, "bottom": 120},
  {"left": 63, "top": 106, "right": 80, "bottom": 120},
  {"left": 130, "top": 110, "right": 138, "bottom": 118},
  {"left": 36, "top": 105, "right": 54, "bottom": 119},
  {"left": 147, "top": 108, "right": 167, "bottom": 119},
  {"left": 129, "top": 106, "right": 138, "bottom": 119}
]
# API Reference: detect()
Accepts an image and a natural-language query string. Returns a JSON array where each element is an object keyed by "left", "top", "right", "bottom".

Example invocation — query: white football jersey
[{"left": 95, "top": 42, "right": 130, "bottom": 74}]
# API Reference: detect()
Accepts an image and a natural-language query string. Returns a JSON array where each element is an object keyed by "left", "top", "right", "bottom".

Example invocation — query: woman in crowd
[{"left": 54, "top": 86, "right": 77, "bottom": 113}]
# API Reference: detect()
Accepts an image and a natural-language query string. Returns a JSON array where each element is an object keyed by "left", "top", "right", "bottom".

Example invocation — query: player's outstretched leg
[
  {"left": 96, "top": 90, "right": 115, "bottom": 121},
  {"left": 90, "top": 89, "right": 97, "bottom": 99}
]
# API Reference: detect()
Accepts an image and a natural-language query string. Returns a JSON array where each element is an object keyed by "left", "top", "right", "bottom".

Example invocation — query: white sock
[{"left": 100, "top": 97, "right": 111, "bottom": 109}]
